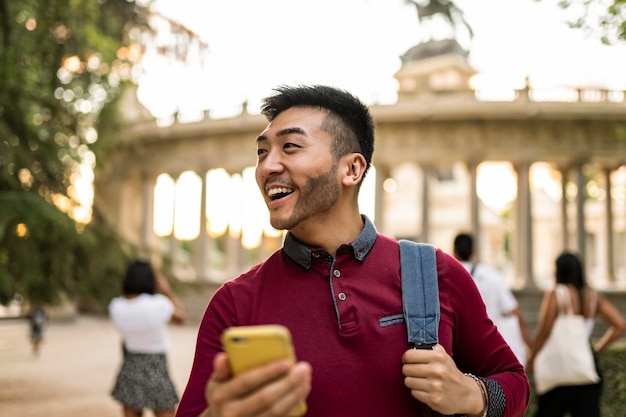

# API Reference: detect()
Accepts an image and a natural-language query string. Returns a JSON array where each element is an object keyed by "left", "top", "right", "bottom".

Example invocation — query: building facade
[{"left": 96, "top": 43, "right": 626, "bottom": 294}]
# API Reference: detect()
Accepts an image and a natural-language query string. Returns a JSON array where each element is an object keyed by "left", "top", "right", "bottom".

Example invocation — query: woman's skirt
[{"left": 111, "top": 351, "right": 179, "bottom": 411}]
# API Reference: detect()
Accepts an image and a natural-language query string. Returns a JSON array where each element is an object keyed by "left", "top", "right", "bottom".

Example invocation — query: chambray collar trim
[{"left": 283, "top": 215, "right": 378, "bottom": 270}]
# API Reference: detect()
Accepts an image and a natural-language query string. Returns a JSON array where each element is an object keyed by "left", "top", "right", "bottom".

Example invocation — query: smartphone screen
[{"left": 221, "top": 325, "right": 307, "bottom": 416}]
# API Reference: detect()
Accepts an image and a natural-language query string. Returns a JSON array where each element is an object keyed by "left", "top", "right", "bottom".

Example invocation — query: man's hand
[
  {"left": 204, "top": 352, "right": 312, "bottom": 417},
  {"left": 402, "top": 344, "right": 485, "bottom": 416}
]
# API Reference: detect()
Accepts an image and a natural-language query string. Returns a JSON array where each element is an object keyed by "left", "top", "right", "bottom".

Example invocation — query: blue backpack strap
[{"left": 399, "top": 240, "right": 439, "bottom": 349}]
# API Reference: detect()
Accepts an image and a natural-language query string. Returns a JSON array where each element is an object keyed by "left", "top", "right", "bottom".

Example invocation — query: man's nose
[{"left": 258, "top": 150, "right": 285, "bottom": 174}]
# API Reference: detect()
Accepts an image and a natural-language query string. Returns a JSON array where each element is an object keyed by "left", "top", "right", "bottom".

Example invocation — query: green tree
[
  {"left": 0, "top": 0, "right": 152, "bottom": 307},
  {"left": 537, "top": 0, "right": 626, "bottom": 44}
]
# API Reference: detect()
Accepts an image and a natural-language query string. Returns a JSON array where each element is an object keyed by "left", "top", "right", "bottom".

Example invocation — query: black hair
[
  {"left": 260, "top": 84, "right": 375, "bottom": 180},
  {"left": 122, "top": 260, "right": 156, "bottom": 295},
  {"left": 555, "top": 251, "right": 591, "bottom": 315},
  {"left": 555, "top": 252, "right": 586, "bottom": 289},
  {"left": 453, "top": 233, "right": 474, "bottom": 261}
]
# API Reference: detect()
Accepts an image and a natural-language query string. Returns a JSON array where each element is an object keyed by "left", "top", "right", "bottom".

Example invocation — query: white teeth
[{"left": 268, "top": 187, "right": 292, "bottom": 197}]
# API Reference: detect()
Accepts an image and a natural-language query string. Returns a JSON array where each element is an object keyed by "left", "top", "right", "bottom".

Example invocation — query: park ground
[{"left": 0, "top": 316, "right": 198, "bottom": 417}]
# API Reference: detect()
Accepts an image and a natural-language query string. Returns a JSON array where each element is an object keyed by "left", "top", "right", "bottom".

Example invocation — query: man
[
  {"left": 453, "top": 232, "right": 532, "bottom": 367},
  {"left": 176, "top": 85, "right": 529, "bottom": 417}
]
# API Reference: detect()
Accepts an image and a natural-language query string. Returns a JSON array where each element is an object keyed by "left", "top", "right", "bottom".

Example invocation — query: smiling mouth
[{"left": 267, "top": 187, "right": 294, "bottom": 201}]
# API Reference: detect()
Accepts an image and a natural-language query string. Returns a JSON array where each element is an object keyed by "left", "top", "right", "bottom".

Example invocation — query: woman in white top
[
  {"left": 528, "top": 252, "right": 625, "bottom": 417},
  {"left": 109, "top": 260, "right": 186, "bottom": 417}
]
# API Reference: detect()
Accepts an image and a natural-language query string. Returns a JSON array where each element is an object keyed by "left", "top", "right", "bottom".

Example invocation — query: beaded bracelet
[{"left": 462, "top": 373, "right": 488, "bottom": 417}]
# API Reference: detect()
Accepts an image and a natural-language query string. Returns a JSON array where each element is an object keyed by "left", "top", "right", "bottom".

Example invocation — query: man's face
[{"left": 255, "top": 107, "right": 340, "bottom": 230}]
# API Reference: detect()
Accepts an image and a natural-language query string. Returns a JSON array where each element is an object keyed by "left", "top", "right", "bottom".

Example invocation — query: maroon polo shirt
[{"left": 176, "top": 218, "right": 529, "bottom": 417}]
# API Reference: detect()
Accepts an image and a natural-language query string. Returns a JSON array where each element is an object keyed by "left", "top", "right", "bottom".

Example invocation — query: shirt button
[
  {"left": 333, "top": 269, "right": 341, "bottom": 277},
  {"left": 338, "top": 292, "right": 347, "bottom": 301},
  {"left": 312, "top": 252, "right": 320, "bottom": 258}
]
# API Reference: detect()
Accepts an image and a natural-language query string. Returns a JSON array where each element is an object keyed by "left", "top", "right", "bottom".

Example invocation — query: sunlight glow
[
  {"left": 383, "top": 177, "right": 398, "bottom": 194},
  {"left": 16, "top": 223, "right": 29, "bottom": 238},
  {"left": 154, "top": 174, "right": 175, "bottom": 237},
  {"left": 359, "top": 166, "right": 376, "bottom": 222},
  {"left": 228, "top": 174, "right": 243, "bottom": 238},
  {"left": 477, "top": 162, "right": 517, "bottom": 213},
  {"left": 241, "top": 167, "right": 268, "bottom": 249},
  {"left": 174, "top": 171, "right": 201, "bottom": 240},
  {"left": 531, "top": 163, "right": 562, "bottom": 201},
  {"left": 71, "top": 154, "right": 95, "bottom": 223},
  {"left": 206, "top": 168, "right": 231, "bottom": 237},
  {"left": 612, "top": 167, "right": 626, "bottom": 202}
]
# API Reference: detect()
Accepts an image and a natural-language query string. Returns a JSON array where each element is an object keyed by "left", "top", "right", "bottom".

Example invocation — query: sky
[{"left": 135, "top": 0, "right": 626, "bottom": 118}]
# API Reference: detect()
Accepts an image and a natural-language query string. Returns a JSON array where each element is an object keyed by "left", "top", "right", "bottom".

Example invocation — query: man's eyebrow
[
  {"left": 256, "top": 127, "right": 306, "bottom": 144},
  {"left": 276, "top": 127, "right": 305, "bottom": 137}
]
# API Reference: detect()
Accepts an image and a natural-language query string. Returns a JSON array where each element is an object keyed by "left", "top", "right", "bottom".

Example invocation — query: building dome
[{"left": 400, "top": 39, "right": 468, "bottom": 64}]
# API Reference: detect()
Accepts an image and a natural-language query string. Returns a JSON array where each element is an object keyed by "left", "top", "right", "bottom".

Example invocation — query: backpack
[
  {"left": 399, "top": 240, "right": 444, "bottom": 417},
  {"left": 399, "top": 240, "right": 439, "bottom": 349}
]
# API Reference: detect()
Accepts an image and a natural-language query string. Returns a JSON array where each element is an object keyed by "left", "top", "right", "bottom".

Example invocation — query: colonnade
[
  {"left": 128, "top": 158, "right": 625, "bottom": 289},
  {"left": 99, "top": 75, "right": 626, "bottom": 289}
]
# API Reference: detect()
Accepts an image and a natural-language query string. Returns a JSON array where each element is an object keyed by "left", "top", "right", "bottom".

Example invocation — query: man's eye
[
  {"left": 257, "top": 148, "right": 267, "bottom": 156},
  {"left": 283, "top": 143, "right": 299, "bottom": 149}
]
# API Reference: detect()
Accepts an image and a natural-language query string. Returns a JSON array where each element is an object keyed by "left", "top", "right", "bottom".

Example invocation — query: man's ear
[{"left": 341, "top": 153, "right": 367, "bottom": 187}]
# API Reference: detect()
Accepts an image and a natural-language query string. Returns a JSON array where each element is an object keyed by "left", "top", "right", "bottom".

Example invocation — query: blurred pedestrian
[
  {"left": 28, "top": 305, "right": 48, "bottom": 356},
  {"left": 527, "top": 251, "right": 625, "bottom": 417},
  {"left": 453, "top": 232, "right": 532, "bottom": 366},
  {"left": 109, "top": 260, "right": 186, "bottom": 417}
]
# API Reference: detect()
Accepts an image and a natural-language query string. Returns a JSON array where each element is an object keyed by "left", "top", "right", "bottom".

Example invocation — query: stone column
[
  {"left": 168, "top": 233, "right": 178, "bottom": 266},
  {"left": 140, "top": 171, "right": 157, "bottom": 257},
  {"left": 574, "top": 163, "right": 586, "bottom": 261},
  {"left": 195, "top": 169, "right": 209, "bottom": 281},
  {"left": 559, "top": 166, "right": 570, "bottom": 251},
  {"left": 168, "top": 171, "right": 182, "bottom": 267},
  {"left": 604, "top": 166, "right": 616, "bottom": 283},
  {"left": 226, "top": 230, "right": 242, "bottom": 279},
  {"left": 514, "top": 162, "right": 534, "bottom": 287},
  {"left": 420, "top": 163, "right": 431, "bottom": 242},
  {"left": 374, "top": 164, "right": 390, "bottom": 234},
  {"left": 467, "top": 161, "right": 480, "bottom": 259}
]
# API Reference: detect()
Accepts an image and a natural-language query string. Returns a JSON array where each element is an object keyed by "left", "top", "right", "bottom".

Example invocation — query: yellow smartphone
[{"left": 221, "top": 325, "right": 307, "bottom": 416}]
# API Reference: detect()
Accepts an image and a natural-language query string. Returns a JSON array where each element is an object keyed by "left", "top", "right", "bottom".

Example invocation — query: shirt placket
[{"left": 327, "top": 255, "right": 356, "bottom": 331}]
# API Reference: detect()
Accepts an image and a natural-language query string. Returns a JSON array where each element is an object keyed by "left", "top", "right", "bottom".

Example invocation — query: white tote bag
[{"left": 534, "top": 285, "right": 600, "bottom": 395}]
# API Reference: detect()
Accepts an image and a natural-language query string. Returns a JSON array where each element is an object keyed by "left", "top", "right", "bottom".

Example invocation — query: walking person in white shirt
[
  {"left": 453, "top": 233, "right": 532, "bottom": 366},
  {"left": 109, "top": 260, "right": 186, "bottom": 417}
]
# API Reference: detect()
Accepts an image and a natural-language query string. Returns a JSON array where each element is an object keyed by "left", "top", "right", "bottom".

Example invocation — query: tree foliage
[
  {"left": 538, "top": 0, "right": 626, "bottom": 44},
  {"left": 0, "top": 0, "right": 152, "bottom": 307}
]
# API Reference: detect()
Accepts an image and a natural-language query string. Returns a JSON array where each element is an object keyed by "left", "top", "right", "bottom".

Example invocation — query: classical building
[{"left": 96, "top": 39, "right": 626, "bottom": 302}]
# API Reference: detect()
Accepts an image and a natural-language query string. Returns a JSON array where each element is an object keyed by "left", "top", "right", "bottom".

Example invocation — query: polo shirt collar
[{"left": 283, "top": 215, "right": 378, "bottom": 270}]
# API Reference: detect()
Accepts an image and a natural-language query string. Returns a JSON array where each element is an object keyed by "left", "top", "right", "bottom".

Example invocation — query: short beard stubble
[{"left": 270, "top": 163, "right": 339, "bottom": 231}]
